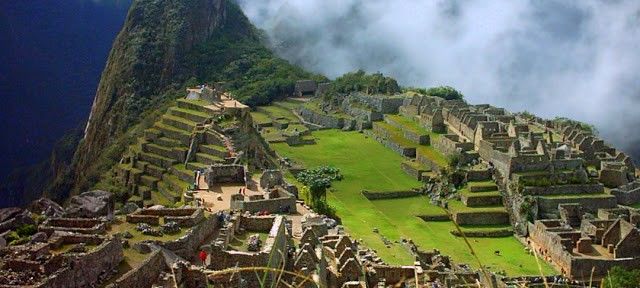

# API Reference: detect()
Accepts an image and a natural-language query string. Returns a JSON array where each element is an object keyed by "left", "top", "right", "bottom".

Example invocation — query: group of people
[{"left": 238, "top": 187, "right": 248, "bottom": 195}]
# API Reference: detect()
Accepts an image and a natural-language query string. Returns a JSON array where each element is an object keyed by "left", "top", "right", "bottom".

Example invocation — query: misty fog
[{"left": 237, "top": 0, "right": 640, "bottom": 159}]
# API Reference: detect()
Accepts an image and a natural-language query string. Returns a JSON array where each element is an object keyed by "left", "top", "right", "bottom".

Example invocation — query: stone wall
[
  {"left": 466, "top": 169, "right": 492, "bottom": 181},
  {"left": 366, "top": 129, "right": 416, "bottom": 157},
  {"left": 433, "top": 134, "right": 474, "bottom": 156},
  {"left": 42, "top": 238, "right": 124, "bottom": 288},
  {"left": 537, "top": 196, "right": 617, "bottom": 214},
  {"left": 205, "top": 164, "right": 245, "bottom": 185},
  {"left": 453, "top": 211, "right": 509, "bottom": 225},
  {"left": 161, "top": 215, "right": 219, "bottom": 259},
  {"left": 231, "top": 188, "right": 296, "bottom": 214},
  {"left": 369, "top": 265, "right": 416, "bottom": 286},
  {"left": 361, "top": 190, "right": 420, "bottom": 200},
  {"left": 107, "top": 249, "right": 166, "bottom": 288},
  {"left": 522, "top": 184, "right": 604, "bottom": 196},
  {"left": 611, "top": 181, "right": 640, "bottom": 205},
  {"left": 298, "top": 107, "right": 347, "bottom": 129},
  {"left": 348, "top": 93, "right": 407, "bottom": 114}
]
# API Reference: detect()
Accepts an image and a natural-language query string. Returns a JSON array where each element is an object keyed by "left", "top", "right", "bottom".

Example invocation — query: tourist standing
[{"left": 198, "top": 250, "right": 207, "bottom": 268}]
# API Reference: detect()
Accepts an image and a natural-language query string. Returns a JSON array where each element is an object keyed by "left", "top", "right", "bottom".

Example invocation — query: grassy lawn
[
  {"left": 272, "top": 129, "right": 555, "bottom": 276},
  {"left": 258, "top": 105, "right": 300, "bottom": 122},
  {"left": 385, "top": 114, "right": 429, "bottom": 135}
]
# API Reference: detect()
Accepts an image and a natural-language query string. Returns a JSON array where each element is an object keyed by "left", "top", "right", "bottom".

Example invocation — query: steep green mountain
[{"left": 42, "top": 0, "right": 323, "bottom": 203}]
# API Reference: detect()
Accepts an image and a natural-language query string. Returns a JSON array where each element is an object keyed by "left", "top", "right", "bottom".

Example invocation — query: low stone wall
[
  {"left": 466, "top": 169, "right": 492, "bottom": 181},
  {"left": 368, "top": 127, "right": 416, "bottom": 157},
  {"left": 537, "top": 195, "right": 617, "bottom": 214},
  {"left": 361, "top": 190, "right": 420, "bottom": 200},
  {"left": 126, "top": 214, "right": 160, "bottom": 225},
  {"left": 450, "top": 229, "right": 513, "bottom": 238},
  {"left": 453, "top": 211, "right": 509, "bottom": 225},
  {"left": 522, "top": 184, "right": 604, "bottom": 196},
  {"left": 417, "top": 214, "right": 450, "bottom": 221},
  {"left": 39, "top": 218, "right": 107, "bottom": 235},
  {"left": 298, "top": 107, "right": 346, "bottom": 129},
  {"left": 107, "top": 249, "right": 166, "bottom": 288},
  {"left": 166, "top": 209, "right": 204, "bottom": 227},
  {"left": 400, "top": 162, "right": 428, "bottom": 181},
  {"left": 461, "top": 194, "right": 502, "bottom": 207},
  {"left": 161, "top": 215, "right": 219, "bottom": 259}
]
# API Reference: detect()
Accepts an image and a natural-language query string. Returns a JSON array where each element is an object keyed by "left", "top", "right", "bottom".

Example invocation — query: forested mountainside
[{"left": 5, "top": 0, "right": 322, "bottom": 206}]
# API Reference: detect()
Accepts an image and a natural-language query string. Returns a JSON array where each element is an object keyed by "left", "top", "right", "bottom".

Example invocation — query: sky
[
  {"left": 0, "top": 0, "right": 131, "bottom": 179},
  {"left": 238, "top": 0, "right": 640, "bottom": 160}
]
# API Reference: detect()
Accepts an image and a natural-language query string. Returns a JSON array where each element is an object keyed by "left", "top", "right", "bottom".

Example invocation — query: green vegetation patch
[{"left": 271, "top": 129, "right": 554, "bottom": 275}]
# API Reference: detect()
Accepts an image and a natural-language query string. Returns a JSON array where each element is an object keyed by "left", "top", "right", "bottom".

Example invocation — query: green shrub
[
  {"left": 16, "top": 224, "right": 37, "bottom": 237},
  {"left": 424, "top": 86, "right": 464, "bottom": 100},
  {"left": 604, "top": 266, "right": 640, "bottom": 288}
]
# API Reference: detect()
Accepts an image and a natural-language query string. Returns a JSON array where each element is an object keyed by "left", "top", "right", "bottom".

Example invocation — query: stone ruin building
[{"left": 297, "top": 88, "right": 640, "bottom": 282}]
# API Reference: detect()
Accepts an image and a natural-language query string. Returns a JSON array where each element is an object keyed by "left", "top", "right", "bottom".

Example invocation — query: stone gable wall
[
  {"left": 107, "top": 249, "right": 166, "bottom": 288},
  {"left": 161, "top": 215, "right": 219, "bottom": 258}
]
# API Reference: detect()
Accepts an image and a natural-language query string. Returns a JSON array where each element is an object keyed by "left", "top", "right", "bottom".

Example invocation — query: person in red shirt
[{"left": 198, "top": 250, "right": 207, "bottom": 268}]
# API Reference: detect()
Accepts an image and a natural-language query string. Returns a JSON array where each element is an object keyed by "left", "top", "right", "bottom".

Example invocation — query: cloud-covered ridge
[{"left": 238, "top": 0, "right": 640, "bottom": 159}]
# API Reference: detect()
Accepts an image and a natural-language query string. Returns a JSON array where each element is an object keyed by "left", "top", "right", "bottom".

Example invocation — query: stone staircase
[{"left": 117, "top": 99, "right": 231, "bottom": 207}]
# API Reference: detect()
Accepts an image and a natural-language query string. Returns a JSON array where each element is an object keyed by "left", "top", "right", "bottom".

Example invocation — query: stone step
[
  {"left": 144, "top": 163, "right": 166, "bottom": 179},
  {"left": 195, "top": 153, "right": 224, "bottom": 165},
  {"left": 170, "top": 164, "right": 195, "bottom": 183},
  {"left": 134, "top": 161, "right": 148, "bottom": 171},
  {"left": 177, "top": 99, "right": 211, "bottom": 114},
  {"left": 469, "top": 184, "right": 499, "bottom": 192},
  {"left": 162, "top": 115, "right": 196, "bottom": 132},
  {"left": 154, "top": 137, "right": 182, "bottom": 148},
  {"left": 169, "top": 107, "right": 211, "bottom": 123},
  {"left": 461, "top": 192, "right": 503, "bottom": 207},
  {"left": 139, "top": 175, "right": 160, "bottom": 190},
  {"left": 142, "top": 142, "right": 173, "bottom": 157},
  {"left": 144, "top": 128, "right": 162, "bottom": 141},
  {"left": 452, "top": 210, "right": 510, "bottom": 226},
  {"left": 198, "top": 144, "right": 228, "bottom": 158},
  {"left": 186, "top": 161, "right": 209, "bottom": 171},
  {"left": 154, "top": 123, "right": 191, "bottom": 146},
  {"left": 137, "top": 185, "right": 152, "bottom": 200},
  {"left": 204, "top": 131, "right": 225, "bottom": 146},
  {"left": 138, "top": 152, "right": 177, "bottom": 169}
]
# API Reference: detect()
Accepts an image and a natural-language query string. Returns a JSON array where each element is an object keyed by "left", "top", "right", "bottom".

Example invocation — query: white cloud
[{"left": 238, "top": 0, "right": 640, "bottom": 157}]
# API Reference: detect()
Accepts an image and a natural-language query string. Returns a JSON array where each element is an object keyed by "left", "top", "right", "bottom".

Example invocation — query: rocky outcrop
[
  {"left": 29, "top": 198, "right": 64, "bottom": 217},
  {"left": 64, "top": 190, "right": 115, "bottom": 218}
]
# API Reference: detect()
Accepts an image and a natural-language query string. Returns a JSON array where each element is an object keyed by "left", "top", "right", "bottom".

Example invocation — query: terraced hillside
[
  {"left": 116, "top": 99, "right": 232, "bottom": 207},
  {"left": 449, "top": 180, "right": 513, "bottom": 237},
  {"left": 370, "top": 113, "right": 447, "bottom": 180},
  {"left": 250, "top": 99, "right": 314, "bottom": 145}
]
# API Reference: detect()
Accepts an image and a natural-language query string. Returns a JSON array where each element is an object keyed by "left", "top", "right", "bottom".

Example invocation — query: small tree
[{"left": 295, "top": 166, "right": 342, "bottom": 215}]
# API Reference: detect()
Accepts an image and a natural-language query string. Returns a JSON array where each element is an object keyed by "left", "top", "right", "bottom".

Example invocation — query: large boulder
[
  {"left": 29, "top": 198, "right": 65, "bottom": 217},
  {"left": 64, "top": 190, "right": 115, "bottom": 218},
  {"left": 0, "top": 208, "right": 35, "bottom": 234}
]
